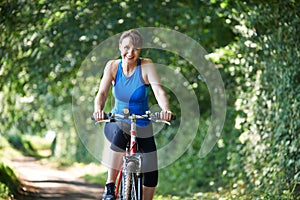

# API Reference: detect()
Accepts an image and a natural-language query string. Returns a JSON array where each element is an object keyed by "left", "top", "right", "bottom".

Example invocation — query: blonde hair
[{"left": 119, "top": 29, "right": 143, "bottom": 48}]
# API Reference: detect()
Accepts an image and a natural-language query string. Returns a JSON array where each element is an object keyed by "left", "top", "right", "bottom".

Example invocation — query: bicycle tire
[
  {"left": 120, "top": 168, "right": 142, "bottom": 199},
  {"left": 117, "top": 171, "right": 124, "bottom": 200},
  {"left": 128, "top": 172, "right": 140, "bottom": 200},
  {"left": 125, "top": 161, "right": 142, "bottom": 200},
  {"left": 125, "top": 161, "right": 133, "bottom": 199}
]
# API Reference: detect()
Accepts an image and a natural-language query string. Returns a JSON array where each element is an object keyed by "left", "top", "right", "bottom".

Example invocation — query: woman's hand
[
  {"left": 93, "top": 110, "right": 105, "bottom": 121},
  {"left": 160, "top": 110, "right": 173, "bottom": 121}
]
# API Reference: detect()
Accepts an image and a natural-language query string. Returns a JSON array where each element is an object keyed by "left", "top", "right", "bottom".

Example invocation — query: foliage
[
  {"left": 0, "top": 136, "right": 23, "bottom": 199},
  {"left": 1, "top": 0, "right": 232, "bottom": 163},
  {"left": 0, "top": 182, "right": 11, "bottom": 200},
  {"left": 5, "top": 133, "right": 40, "bottom": 158},
  {"left": 0, "top": 163, "right": 21, "bottom": 199},
  {"left": 0, "top": 135, "right": 22, "bottom": 161},
  {"left": 218, "top": 1, "right": 300, "bottom": 199},
  {"left": 81, "top": 171, "right": 108, "bottom": 186},
  {"left": 0, "top": 0, "right": 232, "bottom": 134}
]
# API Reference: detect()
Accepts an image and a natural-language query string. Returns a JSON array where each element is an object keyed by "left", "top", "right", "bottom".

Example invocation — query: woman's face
[{"left": 119, "top": 37, "right": 141, "bottom": 64}]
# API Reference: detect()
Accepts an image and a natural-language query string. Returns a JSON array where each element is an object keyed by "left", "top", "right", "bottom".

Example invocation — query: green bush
[
  {"left": 6, "top": 134, "right": 39, "bottom": 158},
  {"left": 221, "top": 1, "right": 300, "bottom": 199},
  {"left": 0, "top": 163, "right": 21, "bottom": 199},
  {"left": 156, "top": 116, "right": 237, "bottom": 196},
  {"left": 0, "top": 182, "right": 11, "bottom": 200}
]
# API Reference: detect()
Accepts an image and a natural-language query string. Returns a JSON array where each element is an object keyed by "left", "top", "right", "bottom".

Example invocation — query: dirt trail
[{"left": 11, "top": 157, "right": 104, "bottom": 200}]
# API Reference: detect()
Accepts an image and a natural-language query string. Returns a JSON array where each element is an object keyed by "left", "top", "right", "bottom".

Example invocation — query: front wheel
[
  {"left": 124, "top": 171, "right": 133, "bottom": 200},
  {"left": 126, "top": 172, "right": 142, "bottom": 200},
  {"left": 123, "top": 162, "right": 142, "bottom": 200}
]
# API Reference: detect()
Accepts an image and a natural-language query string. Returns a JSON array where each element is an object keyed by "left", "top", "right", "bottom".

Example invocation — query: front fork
[
  {"left": 122, "top": 154, "right": 143, "bottom": 200},
  {"left": 123, "top": 154, "right": 142, "bottom": 174}
]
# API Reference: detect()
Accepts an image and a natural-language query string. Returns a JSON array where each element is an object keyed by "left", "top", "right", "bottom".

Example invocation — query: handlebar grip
[
  {"left": 91, "top": 115, "right": 95, "bottom": 121},
  {"left": 153, "top": 112, "right": 176, "bottom": 121},
  {"left": 171, "top": 115, "right": 176, "bottom": 121},
  {"left": 91, "top": 113, "right": 111, "bottom": 121}
]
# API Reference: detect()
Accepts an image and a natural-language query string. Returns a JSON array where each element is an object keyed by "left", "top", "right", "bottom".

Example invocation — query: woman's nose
[{"left": 128, "top": 48, "right": 134, "bottom": 54}]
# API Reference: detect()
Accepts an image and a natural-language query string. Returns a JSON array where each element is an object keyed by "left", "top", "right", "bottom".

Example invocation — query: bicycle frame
[
  {"left": 130, "top": 114, "right": 137, "bottom": 155},
  {"left": 116, "top": 114, "right": 143, "bottom": 200}
]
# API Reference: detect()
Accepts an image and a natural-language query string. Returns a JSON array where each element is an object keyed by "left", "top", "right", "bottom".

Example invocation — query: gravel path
[{"left": 11, "top": 157, "right": 104, "bottom": 200}]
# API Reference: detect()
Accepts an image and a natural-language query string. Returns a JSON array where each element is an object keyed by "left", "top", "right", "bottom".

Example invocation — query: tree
[{"left": 219, "top": 1, "right": 300, "bottom": 198}]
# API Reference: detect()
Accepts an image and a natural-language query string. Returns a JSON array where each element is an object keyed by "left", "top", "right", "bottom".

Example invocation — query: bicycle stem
[{"left": 130, "top": 114, "right": 137, "bottom": 155}]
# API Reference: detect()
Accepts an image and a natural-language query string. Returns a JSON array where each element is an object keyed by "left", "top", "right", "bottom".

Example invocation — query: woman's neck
[{"left": 122, "top": 60, "right": 137, "bottom": 76}]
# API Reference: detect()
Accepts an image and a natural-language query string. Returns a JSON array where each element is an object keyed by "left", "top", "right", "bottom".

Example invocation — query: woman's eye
[{"left": 122, "top": 46, "right": 140, "bottom": 52}]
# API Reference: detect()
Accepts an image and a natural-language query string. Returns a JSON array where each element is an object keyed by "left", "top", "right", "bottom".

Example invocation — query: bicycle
[{"left": 92, "top": 108, "right": 175, "bottom": 200}]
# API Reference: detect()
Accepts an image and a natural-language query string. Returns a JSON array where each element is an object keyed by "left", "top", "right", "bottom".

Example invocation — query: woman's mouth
[{"left": 126, "top": 55, "right": 134, "bottom": 60}]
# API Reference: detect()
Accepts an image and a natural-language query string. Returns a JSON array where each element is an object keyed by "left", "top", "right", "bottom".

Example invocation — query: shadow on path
[{"left": 11, "top": 157, "right": 104, "bottom": 200}]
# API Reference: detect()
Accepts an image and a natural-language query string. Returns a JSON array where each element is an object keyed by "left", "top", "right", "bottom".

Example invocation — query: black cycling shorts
[{"left": 104, "top": 122, "right": 158, "bottom": 187}]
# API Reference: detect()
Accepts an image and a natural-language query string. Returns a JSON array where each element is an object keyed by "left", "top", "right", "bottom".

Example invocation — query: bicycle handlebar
[{"left": 91, "top": 111, "right": 176, "bottom": 125}]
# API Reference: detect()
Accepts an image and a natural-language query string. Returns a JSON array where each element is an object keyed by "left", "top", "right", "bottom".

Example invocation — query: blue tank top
[{"left": 112, "top": 58, "right": 150, "bottom": 126}]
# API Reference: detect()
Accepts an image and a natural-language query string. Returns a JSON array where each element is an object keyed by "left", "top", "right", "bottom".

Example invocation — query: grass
[
  {"left": 77, "top": 164, "right": 237, "bottom": 200},
  {"left": 23, "top": 134, "right": 53, "bottom": 157},
  {"left": 0, "top": 135, "right": 22, "bottom": 199},
  {"left": 0, "top": 163, "right": 21, "bottom": 198},
  {"left": 0, "top": 182, "right": 11, "bottom": 200},
  {"left": 5, "top": 133, "right": 53, "bottom": 159},
  {"left": 0, "top": 135, "right": 22, "bottom": 162},
  {"left": 81, "top": 170, "right": 108, "bottom": 186}
]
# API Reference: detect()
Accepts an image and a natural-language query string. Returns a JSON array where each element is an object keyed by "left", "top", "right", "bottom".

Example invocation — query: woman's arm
[
  {"left": 142, "top": 58, "right": 173, "bottom": 120},
  {"left": 94, "top": 60, "right": 115, "bottom": 120}
]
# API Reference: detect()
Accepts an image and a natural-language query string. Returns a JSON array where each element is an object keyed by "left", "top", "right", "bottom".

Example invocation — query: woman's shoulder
[
  {"left": 105, "top": 59, "right": 119, "bottom": 71},
  {"left": 139, "top": 58, "right": 156, "bottom": 84},
  {"left": 140, "top": 57, "right": 153, "bottom": 65},
  {"left": 140, "top": 58, "right": 155, "bottom": 73},
  {"left": 104, "top": 59, "right": 120, "bottom": 80},
  {"left": 106, "top": 59, "right": 120, "bottom": 67}
]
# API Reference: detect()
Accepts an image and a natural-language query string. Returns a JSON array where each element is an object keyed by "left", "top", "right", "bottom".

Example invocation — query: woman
[{"left": 93, "top": 29, "right": 172, "bottom": 200}]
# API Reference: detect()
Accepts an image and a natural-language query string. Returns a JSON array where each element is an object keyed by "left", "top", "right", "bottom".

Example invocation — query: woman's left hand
[{"left": 160, "top": 110, "right": 173, "bottom": 121}]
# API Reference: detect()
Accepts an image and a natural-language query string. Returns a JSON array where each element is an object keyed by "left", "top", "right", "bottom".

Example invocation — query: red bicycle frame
[
  {"left": 130, "top": 114, "right": 137, "bottom": 155},
  {"left": 115, "top": 114, "right": 138, "bottom": 198}
]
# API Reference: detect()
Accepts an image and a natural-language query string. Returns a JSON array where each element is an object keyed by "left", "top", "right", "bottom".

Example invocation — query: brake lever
[{"left": 155, "top": 120, "right": 171, "bottom": 126}]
